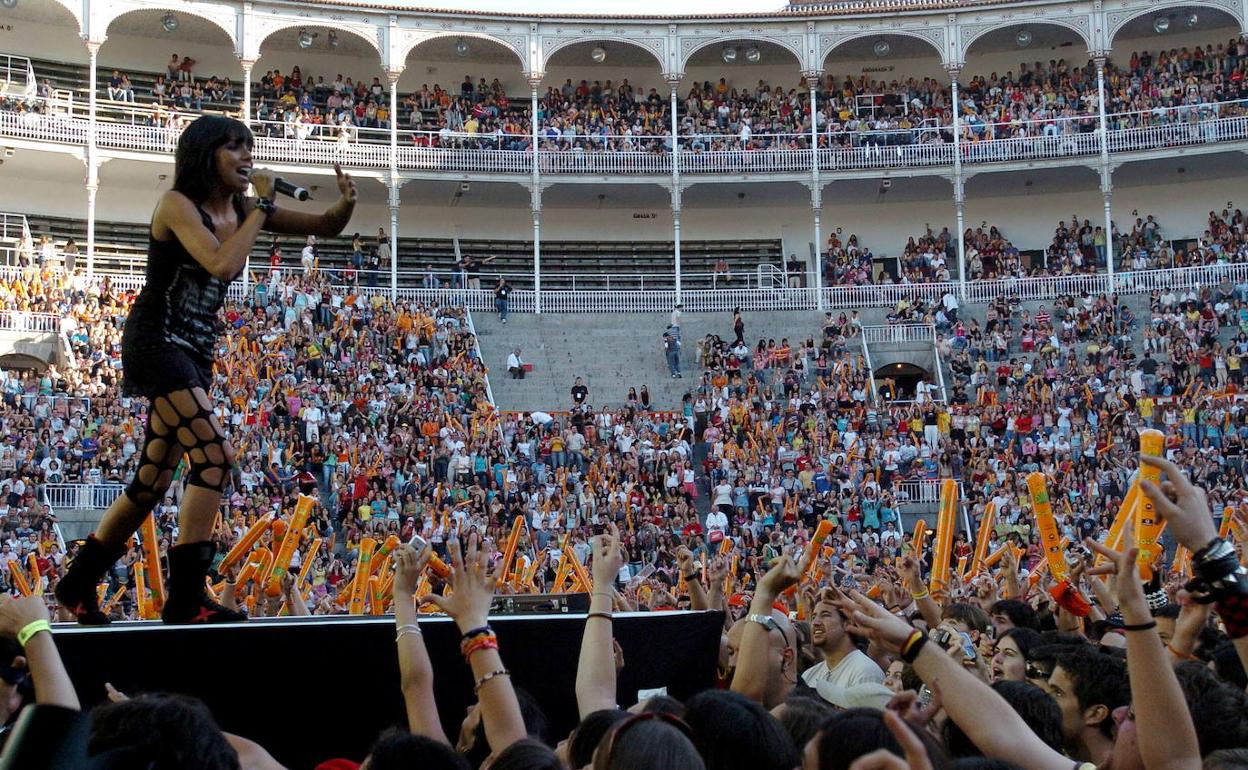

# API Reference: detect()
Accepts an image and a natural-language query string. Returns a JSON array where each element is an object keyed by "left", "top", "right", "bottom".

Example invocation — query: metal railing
[
  {"left": 0, "top": 54, "right": 35, "bottom": 101},
  {"left": 6, "top": 99, "right": 1248, "bottom": 176},
  {"left": 40, "top": 483, "right": 124, "bottom": 510},
  {"left": 0, "top": 213, "right": 30, "bottom": 245},
  {"left": 0, "top": 311, "right": 61, "bottom": 333},
  {"left": 861, "top": 323, "right": 936, "bottom": 345}
]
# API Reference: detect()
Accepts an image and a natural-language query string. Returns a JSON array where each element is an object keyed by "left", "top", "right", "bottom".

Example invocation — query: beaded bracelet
[{"left": 474, "top": 669, "right": 510, "bottom": 693}]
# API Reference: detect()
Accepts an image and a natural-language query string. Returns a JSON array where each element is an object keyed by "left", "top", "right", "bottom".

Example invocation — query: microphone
[
  {"left": 274, "top": 178, "right": 311, "bottom": 202},
  {"left": 245, "top": 169, "right": 310, "bottom": 201}
]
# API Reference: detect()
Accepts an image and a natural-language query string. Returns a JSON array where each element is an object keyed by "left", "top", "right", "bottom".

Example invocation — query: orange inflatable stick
[
  {"left": 102, "top": 587, "right": 127, "bottom": 615},
  {"left": 368, "top": 575, "right": 385, "bottom": 615},
  {"left": 266, "top": 495, "right": 315, "bottom": 597},
  {"left": 1135, "top": 429, "right": 1167, "bottom": 580},
  {"left": 139, "top": 515, "right": 165, "bottom": 611},
  {"left": 1095, "top": 482, "right": 1138, "bottom": 570},
  {"left": 25, "top": 553, "right": 40, "bottom": 593},
  {"left": 968, "top": 502, "right": 996, "bottom": 577},
  {"left": 551, "top": 554, "right": 573, "bottom": 593},
  {"left": 929, "top": 480, "right": 958, "bottom": 594},
  {"left": 912, "top": 519, "right": 930, "bottom": 557},
  {"left": 349, "top": 538, "right": 377, "bottom": 615},
  {"left": 1028, "top": 472, "right": 1068, "bottom": 583},
  {"left": 220, "top": 513, "right": 274, "bottom": 571},
  {"left": 1219, "top": 506, "right": 1235, "bottom": 540},
  {"left": 7, "top": 561, "right": 29, "bottom": 597},
  {"left": 499, "top": 516, "right": 525, "bottom": 584},
  {"left": 801, "top": 520, "right": 835, "bottom": 581},
  {"left": 134, "top": 560, "right": 149, "bottom": 619},
  {"left": 719, "top": 536, "right": 735, "bottom": 556},
  {"left": 297, "top": 538, "right": 322, "bottom": 590},
  {"left": 983, "top": 545, "right": 1009, "bottom": 569},
  {"left": 565, "top": 544, "right": 592, "bottom": 592},
  {"left": 372, "top": 535, "right": 401, "bottom": 577},
  {"left": 511, "top": 556, "right": 529, "bottom": 591}
]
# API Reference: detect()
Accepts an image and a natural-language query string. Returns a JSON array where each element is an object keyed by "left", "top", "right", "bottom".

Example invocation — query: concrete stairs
[{"left": 474, "top": 310, "right": 837, "bottom": 412}]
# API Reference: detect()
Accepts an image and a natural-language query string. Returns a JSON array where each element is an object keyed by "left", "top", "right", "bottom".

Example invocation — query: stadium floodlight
[
  {"left": 722, "top": 47, "right": 738, "bottom": 64},
  {"left": 591, "top": 46, "right": 606, "bottom": 63},
  {"left": 298, "top": 30, "right": 315, "bottom": 48},
  {"left": 1153, "top": 15, "right": 1170, "bottom": 33},
  {"left": 745, "top": 47, "right": 761, "bottom": 63},
  {"left": 1016, "top": 29, "right": 1032, "bottom": 47},
  {"left": 0, "top": 0, "right": 16, "bottom": 9},
  {"left": 161, "top": 13, "right": 178, "bottom": 32},
  {"left": 328, "top": 31, "right": 339, "bottom": 48},
  {"left": 873, "top": 39, "right": 891, "bottom": 57},
  {"left": 455, "top": 38, "right": 470, "bottom": 57},
  {"left": 1186, "top": 12, "right": 1198, "bottom": 27}
]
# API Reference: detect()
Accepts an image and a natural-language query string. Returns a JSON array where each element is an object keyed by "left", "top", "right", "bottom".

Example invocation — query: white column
[
  {"left": 804, "top": 70, "right": 823, "bottom": 310},
  {"left": 531, "top": 187, "right": 542, "bottom": 314},
  {"left": 1096, "top": 55, "right": 1114, "bottom": 289},
  {"left": 947, "top": 64, "right": 967, "bottom": 299},
  {"left": 85, "top": 172, "right": 98, "bottom": 279},
  {"left": 665, "top": 73, "right": 682, "bottom": 300},
  {"left": 240, "top": 59, "right": 255, "bottom": 125},
  {"left": 86, "top": 42, "right": 100, "bottom": 278},
  {"left": 672, "top": 186, "right": 682, "bottom": 302},
  {"left": 389, "top": 183, "right": 400, "bottom": 302}
]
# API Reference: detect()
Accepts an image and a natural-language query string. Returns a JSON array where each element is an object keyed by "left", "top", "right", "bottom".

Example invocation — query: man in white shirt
[
  {"left": 507, "top": 348, "right": 525, "bottom": 380},
  {"left": 800, "top": 596, "right": 892, "bottom": 709}
]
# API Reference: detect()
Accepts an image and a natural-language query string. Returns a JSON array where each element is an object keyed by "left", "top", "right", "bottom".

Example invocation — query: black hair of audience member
[
  {"left": 1174, "top": 661, "right": 1223, "bottom": 706},
  {"left": 568, "top": 709, "right": 629, "bottom": 769},
  {"left": 465, "top": 687, "right": 550, "bottom": 768},
  {"left": 683, "top": 690, "right": 799, "bottom": 770},
  {"left": 990, "top": 599, "right": 1040, "bottom": 631},
  {"left": 1053, "top": 649, "right": 1131, "bottom": 741},
  {"left": 812, "top": 707, "right": 947, "bottom": 770},
  {"left": 87, "top": 693, "right": 240, "bottom": 770},
  {"left": 489, "top": 739, "right": 563, "bottom": 770},
  {"left": 951, "top": 758, "right": 1027, "bottom": 770},
  {"left": 363, "top": 729, "right": 470, "bottom": 770},
  {"left": 1204, "top": 748, "right": 1248, "bottom": 770},
  {"left": 776, "top": 695, "right": 834, "bottom": 752},
  {"left": 999, "top": 627, "right": 1042, "bottom": 661},
  {"left": 592, "top": 717, "right": 706, "bottom": 770},
  {"left": 639, "top": 695, "right": 686, "bottom": 717},
  {"left": 1152, "top": 604, "right": 1182, "bottom": 620},
  {"left": 944, "top": 682, "right": 1063, "bottom": 758},
  {"left": 942, "top": 603, "right": 993, "bottom": 635},
  {"left": 1210, "top": 641, "right": 1248, "bottom": 691},
  {"left": 1186, "top": 683, "right": 1248, "bottom": 757}
]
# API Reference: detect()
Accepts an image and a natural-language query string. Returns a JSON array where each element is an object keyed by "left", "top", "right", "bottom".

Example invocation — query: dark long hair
[{"left": 173, "top": 115, "right": 253, "bottom": 204}]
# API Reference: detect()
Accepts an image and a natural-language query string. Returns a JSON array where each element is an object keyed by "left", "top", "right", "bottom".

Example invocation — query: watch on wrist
[
  {"left": 746, "top": 613, "right": 778, "bottom": 632},
  {"left": 255, "top": 197, "right": 276, "bottom": 218}
]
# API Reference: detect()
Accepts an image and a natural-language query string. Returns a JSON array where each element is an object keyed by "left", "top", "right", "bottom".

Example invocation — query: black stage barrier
[{"left": 54, "top": 610, "right": 724, "bottom": 768}]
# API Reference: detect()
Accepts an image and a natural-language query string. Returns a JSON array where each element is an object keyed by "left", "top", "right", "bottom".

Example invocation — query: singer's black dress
[{"left": 121, "top": 199, "right": 244, "bottom": 398}]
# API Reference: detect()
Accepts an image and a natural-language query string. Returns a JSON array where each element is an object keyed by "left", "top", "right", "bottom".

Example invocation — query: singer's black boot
[
  {"left": 160, "top": 542, "right": 247, "bottom": 624},
  {"left": 54, "top": 535, "right": 124, "bottom": 626}
]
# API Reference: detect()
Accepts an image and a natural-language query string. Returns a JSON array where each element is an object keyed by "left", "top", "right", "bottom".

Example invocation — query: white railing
[
  {"left": 0, "top": 54, "right": 34, "bottom": 100},
  {"left": 40, "top": 483, "right": 124, "bottom": 510},
  {"left": 963, "top": 273, "right": 1111, "bottom": 303},
  {"left": 7, "top": 99, "right": 1246, "bottom": 176},
  {"left": 861, "top": 323, "right": 935, "bottom": 345},
  {"left": 1114, "top": 261, "right": 1248, "bottom": 295},
  {"left": 823, "top": 281, "right": 954, "bottom": 309},
  {"left": 0, "top": 311, "right": 60, "bottom": 333},
  {"left": 0, "top": 213, "right": 30, "bottom": 245}
]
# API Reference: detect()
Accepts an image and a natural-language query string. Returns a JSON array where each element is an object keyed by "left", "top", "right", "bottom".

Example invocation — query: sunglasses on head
[{"left": 603, "top": 711, "right": 697, "bottom": 765}]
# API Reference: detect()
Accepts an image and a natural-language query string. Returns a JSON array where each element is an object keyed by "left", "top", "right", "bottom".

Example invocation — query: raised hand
[
  {"left": 333, "top": 163, "right": 358, "bottom": 202},
  {"left": 756, "top": 545, "right": 813, "bottom": 600},
  {"left": 421, "top": 534, "right": 497, "bottom": 632},
  {"left": 841, "top": 589, "right": 916, "bottom": 653},
  {"left": 394, "top": 542, "right": 429, "bottom": 597},
  {"left": 591, "top": 524, "right": 625, "bottom": 588}
]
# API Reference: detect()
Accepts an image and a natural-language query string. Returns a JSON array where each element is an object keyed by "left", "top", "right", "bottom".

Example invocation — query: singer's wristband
[{"left": 254, "top": 197, "right": 276, "bottom": 218}]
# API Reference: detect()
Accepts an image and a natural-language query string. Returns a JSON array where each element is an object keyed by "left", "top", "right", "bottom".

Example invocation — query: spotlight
[
  {"left": 0, "top": 0, "right": 16, "bottom": 9},
  {"left": 745, "top": 47, "right": 761, "bottom": 63},
  {"left": 1016, "top": 29, "right": 1032, "bottom": 47},
  {"left": 1186, "top": 12, "right": 1198, "bottom": 27},
  {"left": 455, "top": 38, "right": 469, "bottom": 57},
  {"left": 591, "top": 46, "right": 606, "bottom": 63},
  {"left": 722, "top": 47, "right": 738, "bottom": 64},
  {"left": 298, "top": 30, "right": 314, "bottom": 49},
  {"left": 327, "top": 31, "right": 339, "bottom": 48},
  {"left": 161, "top": 13, "right": 178, "bottom": 32},
  {"left": 873, "top": 39, "right": 891, "bottom": 57},
  {"left": 1153, "top": 15, "right": 1170, "bottom": 33}
]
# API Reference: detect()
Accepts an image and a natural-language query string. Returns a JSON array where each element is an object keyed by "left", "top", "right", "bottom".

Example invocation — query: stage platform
[{"left": 54, "top": 610, "right": 725, "bottom": 768}]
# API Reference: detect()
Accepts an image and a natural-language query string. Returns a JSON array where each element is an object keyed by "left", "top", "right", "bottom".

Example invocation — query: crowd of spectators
[{"left": 0, "top": 212, "right": 1241, "bottom": 766}]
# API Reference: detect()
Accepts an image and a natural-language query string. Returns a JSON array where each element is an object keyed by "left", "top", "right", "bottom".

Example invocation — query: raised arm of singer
[{"left": 55, "top": 115, "right": 356, "bottom": 626}]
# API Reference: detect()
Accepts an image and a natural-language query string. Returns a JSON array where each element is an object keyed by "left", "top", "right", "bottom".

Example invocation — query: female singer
[{"left": 56, "top": 115, "right": 356, "bottom": 624}]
